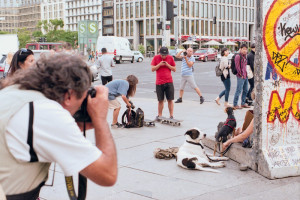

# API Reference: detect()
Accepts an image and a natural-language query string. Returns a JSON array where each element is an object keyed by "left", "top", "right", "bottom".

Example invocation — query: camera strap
[{"left": 65, "top": 117, "right": 87, "bottom": 200}]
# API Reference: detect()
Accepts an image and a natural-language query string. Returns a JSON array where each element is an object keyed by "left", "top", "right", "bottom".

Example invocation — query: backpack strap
[{"left": 27, "top": 102, "right": 38, "bottom": 162}]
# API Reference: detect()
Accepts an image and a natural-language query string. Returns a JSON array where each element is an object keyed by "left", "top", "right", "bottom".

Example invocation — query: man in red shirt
[{"left": 151, "top": 47, "right": 176, "bottom": 120}]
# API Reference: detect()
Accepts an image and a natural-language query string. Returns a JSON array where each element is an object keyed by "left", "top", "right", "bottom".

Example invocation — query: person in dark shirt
[{"left": 246, "top": 44, "right": 255, "bottom": 106}]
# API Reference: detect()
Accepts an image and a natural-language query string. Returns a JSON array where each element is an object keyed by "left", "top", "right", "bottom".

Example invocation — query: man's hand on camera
[{"left": 87, "top": 86, "right": 109, "bottom": 122}]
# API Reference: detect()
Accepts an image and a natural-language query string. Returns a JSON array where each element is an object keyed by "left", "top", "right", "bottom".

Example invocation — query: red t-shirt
[{"left": 151, "top": 55, "right": 176, "bottom": 85}]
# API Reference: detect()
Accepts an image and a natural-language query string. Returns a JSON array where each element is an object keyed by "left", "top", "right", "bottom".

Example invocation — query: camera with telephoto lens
[
  {"left": 73, "top": 87, "right": 96, "bottom": 122},
  {"left": 183, "top": 51, "right": 187, "bottom": 56}
]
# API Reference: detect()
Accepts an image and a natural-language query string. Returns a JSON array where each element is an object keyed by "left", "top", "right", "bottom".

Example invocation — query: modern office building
[
  {"left": 115, "top": 0, "right": 256, "bottom": 53},
  {"left": 0, "top": 0, "right": 42, "bottom": 33},
  {"left": 40, "top": 0, "right": 65, "bottom": 25},
  {"left": 0, "top": 0, "right": 19, "bottom": 33},
  {"left": 102, "top": 0, "right": 114, "bottom": 36},
  {"left": 65, "top": 0, "right": 102, "bottom": 34}
]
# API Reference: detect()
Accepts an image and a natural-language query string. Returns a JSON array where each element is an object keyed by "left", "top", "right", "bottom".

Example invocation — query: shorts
[
  {"left": 109, "top": 99, "right": 121, "bottom": 109},
  {"left": 156, "top": 82, "right": 174, "bottom": 101},
  {"left": 180, "top": 75, "right": 198, "bottom": 90}
]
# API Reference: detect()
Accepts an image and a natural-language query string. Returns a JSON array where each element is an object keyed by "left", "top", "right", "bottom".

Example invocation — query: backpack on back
[
  {"left": 231, "top": 53, "right": 242, "bottom": 75},
  {"left": 215, "top": 62, "right": 223, "bottom": 77}
]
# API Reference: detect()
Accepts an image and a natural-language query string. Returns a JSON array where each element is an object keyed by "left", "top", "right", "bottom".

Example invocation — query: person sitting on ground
[
  {"left": 223, "top": 91, "right": 255, "bottom": 149},
  {"left": 7, "top": 48, "right": 35, "bottom": 77},
  {"left": 106, "top": 75, "right": 138, "bottom": 128},
  {"left": 0, "top": 53, "right": 117, "bottom": 199}
]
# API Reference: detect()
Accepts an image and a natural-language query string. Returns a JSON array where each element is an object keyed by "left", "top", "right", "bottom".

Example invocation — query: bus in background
[{"left": 26, "top": 42, "right": 62, "bottom": 51}]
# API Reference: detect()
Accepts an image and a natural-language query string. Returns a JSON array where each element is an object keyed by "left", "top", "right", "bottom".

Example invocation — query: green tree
[
  {"left": 138, "top": 44, "right": 145, "bottom": 55},
  {"left": 0, "top": 31, "right": 9, "bottom": 34},
  {"left": 17, "top": 28, "right": 31, "bottom": 48}
]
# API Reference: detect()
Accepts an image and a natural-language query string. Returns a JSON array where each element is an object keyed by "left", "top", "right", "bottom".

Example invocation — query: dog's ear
[{"left": 185, "top": 129, "right": 200, "bottom": 140}]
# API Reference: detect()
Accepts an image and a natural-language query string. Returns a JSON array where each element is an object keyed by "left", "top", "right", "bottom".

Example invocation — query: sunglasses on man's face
[{"left": 19, "top": 48, "right": 28, "bottom": 55}]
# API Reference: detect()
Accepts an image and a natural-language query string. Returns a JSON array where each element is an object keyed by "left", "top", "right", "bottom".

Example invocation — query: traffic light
[
  {"left": 213, "top": 16, "right": 217, "bottom": 24},
  {"left": 166, "top": 1, "right": 177, "bottom": 21},
  {"left": 39, "top": 37, "right": 42, "bottom": 42}
]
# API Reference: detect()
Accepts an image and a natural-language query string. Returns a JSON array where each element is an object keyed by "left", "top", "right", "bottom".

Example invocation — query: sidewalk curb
[{"left": 203, "top": 136, "right": 257, "bottom": 171}]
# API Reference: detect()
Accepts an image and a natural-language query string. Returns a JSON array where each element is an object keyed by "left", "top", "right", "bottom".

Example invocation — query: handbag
[
  {"left": 215, "top": 62, "right": 223, "bottom": 77},
  {"left": 246, "top": 65, "right": 253, "bottom": 79}
]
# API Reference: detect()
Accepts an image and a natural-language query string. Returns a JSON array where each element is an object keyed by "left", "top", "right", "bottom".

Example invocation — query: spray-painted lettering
[{"left": 278, "top": 23, "right": 300, "bottom": 41}]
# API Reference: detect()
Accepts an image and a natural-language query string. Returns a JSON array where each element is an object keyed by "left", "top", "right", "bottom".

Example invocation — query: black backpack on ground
[
  {"left": 231, "top": 53, "right": 242, "bottom": 75},
  {"left": 122, "top": 107, "right": 144, "bottom": 128}
]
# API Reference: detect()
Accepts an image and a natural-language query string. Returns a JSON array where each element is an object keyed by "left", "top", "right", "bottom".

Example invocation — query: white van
[{"left": 96, "top": 36, "right": 134, "bottom": 64}]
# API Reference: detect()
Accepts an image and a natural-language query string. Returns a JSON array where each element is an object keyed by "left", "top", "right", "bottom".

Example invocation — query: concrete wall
[{"left": 259, "top": 0, "right": 300, "bottom": 179}]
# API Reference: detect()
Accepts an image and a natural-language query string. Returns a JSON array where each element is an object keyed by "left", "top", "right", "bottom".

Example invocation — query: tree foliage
[{"left": 17, "top": 28, "right": 32, "bottom": 48}]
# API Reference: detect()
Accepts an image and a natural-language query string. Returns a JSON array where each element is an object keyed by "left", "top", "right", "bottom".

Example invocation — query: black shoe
[
  {"left": 175, "top": 98, "right": 182, "bottom": 103},
  {"left": 200, "top": 96, "right": 204, "bottom": 104}
]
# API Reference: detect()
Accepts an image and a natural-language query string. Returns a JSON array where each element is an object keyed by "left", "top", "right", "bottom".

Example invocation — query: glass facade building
[{"left": 115, "top": 0, "right": 256, "bottom": 53}]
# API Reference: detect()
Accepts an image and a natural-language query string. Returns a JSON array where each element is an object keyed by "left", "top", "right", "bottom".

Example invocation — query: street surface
[{"left": 40, "top": 58, "right": 300, "bottom": 200}]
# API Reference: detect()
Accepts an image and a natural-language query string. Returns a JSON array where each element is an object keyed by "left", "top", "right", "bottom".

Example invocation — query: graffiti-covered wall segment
[{"left": 262, "top": 0, "right": 300, "bottom": 178}]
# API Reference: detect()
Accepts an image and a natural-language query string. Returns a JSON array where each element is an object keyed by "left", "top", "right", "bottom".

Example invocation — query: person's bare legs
[
  {"left": 158, "top": 100, "right": 164, "bottom": 116},
  {"left": 112, "top": 107, "right": 121, "bottom": 124},
  {"left": 179, "top": 90, "right": 184, "bottom": 98},
  {"left": 195, "top": 87, "right": 202, "bottom": 96},
  {"left": 167, "top": 100, "right": 174, "bottom": 117}
]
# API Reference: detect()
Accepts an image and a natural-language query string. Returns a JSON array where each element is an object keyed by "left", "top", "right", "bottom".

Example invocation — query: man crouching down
[{"left": 0, "top": 53, "right": 117, "bottom": 199}]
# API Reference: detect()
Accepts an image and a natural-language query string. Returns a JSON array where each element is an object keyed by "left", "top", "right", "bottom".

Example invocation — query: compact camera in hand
[
  {"left": 183, "top": 51, "right": 187, "bottom": 56},
  {"left": 73, "top": 87, "right": 96, "bottom": 122}
]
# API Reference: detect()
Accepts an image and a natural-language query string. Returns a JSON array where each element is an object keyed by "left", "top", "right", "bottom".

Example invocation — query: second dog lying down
[{"left": 177, "top": 128, "right": 229, "bottom": 173}]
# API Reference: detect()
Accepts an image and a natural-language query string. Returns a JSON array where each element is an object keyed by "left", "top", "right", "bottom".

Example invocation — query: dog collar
[{"left": 186, "top": 140, "right": 204, "bottom": 149}]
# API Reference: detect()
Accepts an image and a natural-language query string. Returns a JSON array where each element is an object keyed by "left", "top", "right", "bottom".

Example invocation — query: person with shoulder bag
[
  {"left": 246, "top": 44, "right": 255, "bottom": 106},
  {"left": 215, "top": 48, "right": 232, "bottom": 107}
]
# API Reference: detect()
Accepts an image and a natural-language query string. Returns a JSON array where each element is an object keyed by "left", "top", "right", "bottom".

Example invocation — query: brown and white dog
[{"left": 176, "top": 128, "right": 229, "bottom": 173}]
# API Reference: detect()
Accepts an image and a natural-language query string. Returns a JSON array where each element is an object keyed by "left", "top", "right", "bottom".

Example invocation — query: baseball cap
[{"left": 159, "top": 47, "right": 169, "bottom": 55}]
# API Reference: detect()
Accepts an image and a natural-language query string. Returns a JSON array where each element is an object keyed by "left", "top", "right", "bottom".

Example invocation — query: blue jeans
[
  {"left": 219, "top": 78, "right": 231, "bottom": 102},
  {"left": 233, "top": 76, "right": 248, "bottom": 106}
]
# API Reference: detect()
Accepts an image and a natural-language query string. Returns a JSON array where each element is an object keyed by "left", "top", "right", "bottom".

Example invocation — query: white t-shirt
[
  {"left": 96, "top": 54, "right": 115, "bottom": 77},
  {"left": 5, "top": 99, "right": 102, "bottom": 176}
]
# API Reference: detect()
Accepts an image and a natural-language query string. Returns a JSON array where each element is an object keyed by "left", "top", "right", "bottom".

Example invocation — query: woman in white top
[{"left": 215, "top": 48, "right": 232, "bottom": 107}]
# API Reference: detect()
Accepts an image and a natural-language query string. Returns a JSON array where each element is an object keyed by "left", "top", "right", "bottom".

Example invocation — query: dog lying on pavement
[{"left": 176, "top": 128, "right": 229, "bottom": 173}]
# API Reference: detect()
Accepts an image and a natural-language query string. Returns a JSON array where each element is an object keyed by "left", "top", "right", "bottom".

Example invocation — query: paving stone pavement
[{"left": 40, "top": 98, "right": 300, "bottom": 200}]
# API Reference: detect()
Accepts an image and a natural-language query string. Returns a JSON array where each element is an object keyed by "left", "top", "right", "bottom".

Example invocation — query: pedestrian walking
[
  {"left": 96, "top": 48, "right": 115, "bottom": 85},
  {"left": 215, "top": 48, "right": 232, "bottom": 107},
  {"left": 233, "top": 44, "right": 250, "bottom": 109},
  {"left": 106, "top": 75, "right": 138, "bottom": 128},
  {"left": 246, "top": 44, "right": 255, "bottom": 106},
  {"left": 7, "top": 48, "right": 35, "bottom": 77},
  {"left": 0, "top": 53, "right": 117, "bottom": 198},
  {"left": 174, "top": 48, "right": 204, "bottom": 104},
  {"left": 151, "top": 47, "right": 176, "bottom": 120}
]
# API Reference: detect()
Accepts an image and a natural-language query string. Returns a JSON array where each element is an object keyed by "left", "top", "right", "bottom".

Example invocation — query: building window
[
  {"left": 116, "top": 4, "right": 119, "bottom": 19},
  {"left": 126, "top": 21, "right": 129, "bottom": 36},
  {"left": 151, "top": 19, "right": 154, "bottom": 35},
  {"left": 181, "top": 20, "right": 184, "bottom": 35},
  {"left": 120, "top": 4, "right": 123, "bottom": 19},
  {"left": 204, "top": 4, "right": 207, "bottom": 18},
  {"left": 136, "top": 2, "right": 139, "bottom": 18},
  {"left": 151, "top": 0, "right": 154, "bottom": 16},
  {"left": 156, "top": 0, "right": 160, "bottom": 16},
  {"left": 186, "top": 20, "right": 189, "bottom": 35},
  {"left": 146, "top": 1, "right": 149, "bottom": 17},
  {"left": 126, "top": 3, "right": 129, "bottom": 19},
  {"left": 191, "top": 1, "right": 194, "bottom": 17},
  {"left": 191, "top": 20, "right": 194, "bottom": 35},
  {"left": 140, "top": 1, "right": 143, "bottom": 17},
  {"left": 130, "top": 20, "right": 133, "bottom": 36},
  {"left": 195, "top": 2, "right": 199, "bottom": 18},
  {"left": 157, "top": 18, "right": 161, "bottom": 34},
  {"left": 205, "top": 21, "right": 208, "bottom": 36},
  {"left": 130, "top": 3, "right": 133, "bottom": 18},
  {"left": 201, "top": 20, "right": 204, "bottom": 35},
  {"left": 121, "top": 21, "right": 123, "bottom": 36},
  {"left": 181, "top": 0, "right": 184, "bottom": 16},
  {"left": 116, "top": 21, "right": 119, "bottom": 36},
  {"left": 146, "top": 19, "right": 149, "bottom": 35},
  {"left": 186, "top": 1, "right": 189, "bottom": 17}
]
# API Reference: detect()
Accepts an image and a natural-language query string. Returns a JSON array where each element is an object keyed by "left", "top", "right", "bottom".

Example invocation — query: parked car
[
  {"left": 194, "top": 48, "right": 218, "bottom": 62},
  {"left": 133, "top": 51, "right": 144, "bottom": 62},
  {"left": 169, "top": 49, "right": 185, "bottom": 61}
]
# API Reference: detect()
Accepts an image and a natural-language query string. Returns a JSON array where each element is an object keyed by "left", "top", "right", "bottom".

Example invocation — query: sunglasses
[{"left": 19, "top": 48, "right": 28, "bottom": 55}]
